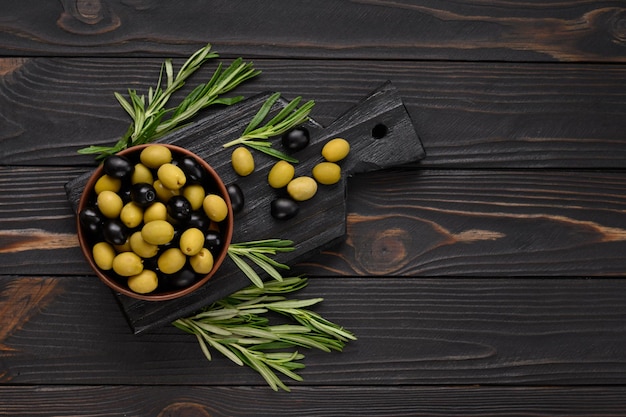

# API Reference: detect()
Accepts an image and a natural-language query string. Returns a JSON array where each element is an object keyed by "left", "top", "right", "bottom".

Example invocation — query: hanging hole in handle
[{"left": 371, "top": 123, "right": 388, "bottom": 139}]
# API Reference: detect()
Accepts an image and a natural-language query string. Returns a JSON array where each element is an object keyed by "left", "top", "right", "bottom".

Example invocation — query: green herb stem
[
  {"left": 78, "top": 44, "right": 260, "bottom": 160},
  {"left": 172, "top": 276, "right": 356, "bottom": 392},
  {"left": 222, "top": 92, "right": 315, "bottom": 162},
  {"left": 227, "top": 239, "right": 296, "bottom": 288}
]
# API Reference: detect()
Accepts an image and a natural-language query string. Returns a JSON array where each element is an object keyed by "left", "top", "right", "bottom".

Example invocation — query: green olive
[
  {"left": 183, "top": 184, "right": 206, "bottom": 211},
  {"left": 231, "top": 146, "right": 255, "bottom": 176},
  {"left": 92, "top": 241, "right": 116, "bottom": 270},
  {"left": 112, "top": 251, "right": 144, "bottom": 277},
  {"left": 267, "top": 160, "right": 295, "bottom": 188},
  {"left": 179, "top": 227, "right": 205, "bottom": 256},
  {"left": 190, "top": 248, "right": 214, "bottom": 274},
  {"left": 143, "top": 201, "right": 167, "bottom": 223},
  {"left": 157, "top": 163, "right": 187, "bottom": 190},
  {"left": 97, "top": 190, "right": 124, "bottom": 219},
  {"left": 129, "top": 231, "right": 159, "bottom": 258},
  {"left": 131, "top": 163, "right": 154, "bottom": 185},
  {"left": 140, "top": 144, "right": 172, "bottom": 169},
  {"left": 127, "top": 269, "right": 158, "bottom": 294},
  {"left": 203, "top": 194, "right": 228, "bottom": 222},
  {"left": 94, "top": 174, "right": 122, "bottom": 194},
  {"left": 120, "top": 202, "right": 144, "bottom": 228},
  {"left": 287, "top": 176, "right": 318, "bottom": 201},
  {"left": 321, "top": 138, "right": 350, "bottom": 162},
  {"left": 312, "top": 162, "right": 342, "bottom": 185},
  {"left": 141, "top": 220, "right": 175, "bottom": 245},
  {"left": 158, "top": 247, "right": 187, "bottom": 275},
  {"left": 153, "top": 179, "right": 180, "bottom": 202}
]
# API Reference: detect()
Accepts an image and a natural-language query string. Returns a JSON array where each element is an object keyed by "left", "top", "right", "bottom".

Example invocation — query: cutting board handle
[{"left": 318, "top": 81, "right": 425, "bottom": 175}]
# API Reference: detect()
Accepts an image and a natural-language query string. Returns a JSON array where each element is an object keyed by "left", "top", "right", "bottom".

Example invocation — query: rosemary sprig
[
  {"left": 78, "top": 44, "right": 260, "bottom": 159},
  {"left": 227, "top": 239, "right": 296, "bottom": 288},
  {"left": 172, "top": 277, "right": 356, "bottom": 392},
  {"left": 222, "top": 92, "right": 315, "bottom": 162}
]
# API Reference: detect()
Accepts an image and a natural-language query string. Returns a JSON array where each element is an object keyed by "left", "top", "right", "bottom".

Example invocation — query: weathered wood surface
[
  {"left": 1, "top": 0, "right": 625, "bottom": 62},
  {"left": 1, "top": 58, "right": 625, "bottom": 168},
  {"left": 2, "top": 0, "right": 626, "bottom": 415},
  {"left": 2, "top": 277, "right": 626, "bottom": 386},
  {"left": 2, "top": 386, "right": 626, "bottom": 416}
]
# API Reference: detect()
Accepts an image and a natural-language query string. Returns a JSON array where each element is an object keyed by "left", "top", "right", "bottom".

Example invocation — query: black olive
[
  {"left": 227, "top": 183, "right": 244, "bottom": 213},
  {"left": 271, "top": 197, "right": 299, "bottom": 220},
  {"left": 204, "top": 230, "right": 223, "bottom": 252},
  {"left": 281, "top": 127, "right": 310, "bottom": 152},
  {"left": 177, "top": 156, "right": 206, "bottom": 183},
  {"left": 165, "top": 266, "right": 199, "bottom": 289},
  {"left": 186, "top": 210, "right": 211, "bottom": 230},
  {"left": 102, "top": 219, "right": 129, "bottom": 245},
  {"left": 79, "top": 206, "right": 104, "bottom": 237},
  {"left": 103, "top": 155, "right": 134, "bottom": 179},
  {"left": 130, "top": 182, "right": 157, "bottom": 207},
  {"left": 118, "top": 186, "right": 133, "bottom": 204},
  {"left": 167, "top": 195, "right": 192, "bottom": 222}
]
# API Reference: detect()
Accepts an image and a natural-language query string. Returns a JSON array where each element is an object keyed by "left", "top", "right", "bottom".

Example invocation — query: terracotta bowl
[{"left": 76, "top": 144, "right": 233, "bottom": 301}]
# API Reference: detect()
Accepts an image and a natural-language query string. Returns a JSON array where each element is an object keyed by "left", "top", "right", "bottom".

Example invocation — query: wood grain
[
  {"left": 2, "top": 0, "right": 626, "bottom": 414},
  {"left": 1, "top": 1, "right": 625, "bottom": 62},
  {"left": 1, "top": 276, "right": 625, "bottom": 386},
  {"left": 2, "top": 167, "right": 626, "bottom": 277},
  {"left": 1, "top": 385, "right": 626, "bottom": 416},
  {"left": 0, "top": 278, "right": 61, "bottom": 355},
  {"left": 299, "top": 169, "right": 626, "bottom": 276},
  {"left": 1, "top": 58, "right": 625, "bottom": 168},
  {"left": 0, "top": 167, "right": 86, "bottom": 275}
]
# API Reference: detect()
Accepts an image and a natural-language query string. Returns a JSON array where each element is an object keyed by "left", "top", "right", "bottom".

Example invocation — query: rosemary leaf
[
  {"left": 192, "top": 321, "right": 233, "bottom": 336},
  {"left": 227, "top": 239, "right": 295, "bottom": 287},
  {"left": 266, "top": 360, "right": 305, "bottom": 382},
  {"left": 190, "top": 308, "right": 240, "bottom": 320},
  {"left": 228, "top": 327, "right": 279, "bottom": 340},
  {"left": 241, "top": 252, "right": 284, "bottom": 282},
  {"left": 196, "top": 332, "right": 212, "bottom": 361},
  {"left": 172, "top": 276, "right": 356, "bottom": 392},
  {"left": 243, "top": 92, "right": 281, "bottom": 135},
  {"left": 222, "top": 93, "right": 315, "bottom": 162},
  {"left": 265, "top": 95, "right": 302, "bottom": 127},
  {"left": 235, "top": 346, "right": 286, "bottom": 392},
  {"left": 228, "top": 251, "right": 264, "bottom": 288},
  {"left": 208, "top": 340, "right": 244, "bottom": 367},
  {"left": 265, "top": 298, "right": 324, "bottom": 309},
  {"left": 269, "top": 324, "right": 312, "bottom": 334},
  {"left": 78, "top": 44, "right": 259, "bottom": 160},
  {"left": 251, "top": 252, "right": 291, "bottom": 270},
  {"left": 232, "top": 238, "right": 294, "bottom": 248},
  {"left": 114, "top": 92, "right": 135, "bottom": 118},
  {"left": 246, "top": 142, "right": 298, "bottom": 163}
]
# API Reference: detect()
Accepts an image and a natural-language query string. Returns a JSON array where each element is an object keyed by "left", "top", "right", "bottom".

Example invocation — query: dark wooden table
[{"left": 2, "top": 1, "right": 626, "bottom": 415}]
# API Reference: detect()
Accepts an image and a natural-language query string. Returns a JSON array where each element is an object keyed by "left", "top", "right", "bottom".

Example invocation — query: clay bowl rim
[{"left": 76, "top": 143, "right": 234, "bottom": 302}]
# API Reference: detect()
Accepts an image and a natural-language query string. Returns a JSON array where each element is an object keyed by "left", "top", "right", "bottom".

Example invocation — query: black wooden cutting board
[{"left": 66, "top": 81, "right": 425, "bottom": 334}]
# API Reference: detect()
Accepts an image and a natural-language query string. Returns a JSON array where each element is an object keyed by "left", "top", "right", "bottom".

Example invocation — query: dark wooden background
[{"left": 2, "top": 1, "right": 626, "bottom": 415}]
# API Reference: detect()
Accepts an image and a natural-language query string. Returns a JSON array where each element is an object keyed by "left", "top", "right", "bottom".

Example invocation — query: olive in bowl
[{"left": 77, "top": 144, "right": 233, "bottom": 301}]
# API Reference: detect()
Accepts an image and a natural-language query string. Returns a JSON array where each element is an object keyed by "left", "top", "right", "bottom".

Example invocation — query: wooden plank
[
  {"left": 1, "top": 385, "right": 626, "bottom": 416},
  {"left": 2, "top": 167, "right": 626, "bottom": 277},
  {"left": 1, "top": 1, "right": 626, "bottom": 62},
  {"left": 1, "top": 276, "right": 626, "bottom": 386},
  {"left": 1, "top": 58, "right": 625, "bottom": 168},
  {"left": 298, "top": 168, "right": 626, "bottom": 277}
]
